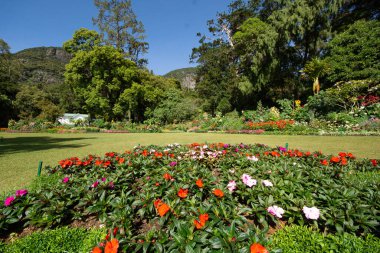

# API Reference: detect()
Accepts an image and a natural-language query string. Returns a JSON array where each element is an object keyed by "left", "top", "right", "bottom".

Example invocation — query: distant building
[{"left": 58, "top": 113, "right": 89, "bottom": 125}]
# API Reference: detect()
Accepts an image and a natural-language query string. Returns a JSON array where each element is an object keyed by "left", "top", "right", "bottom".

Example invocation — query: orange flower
[
  {"left": 196, "top": 178, "right": 203, "bottom": 188},
  {"left": 178, "top": 188, "right": 189, "bottom": 198},
  {"left": 92, "top": 247, "right": 102, "bottom": 253},
  {"left": 320, "top": 159, "right": 328, "bottom": 166},
  {"left": 154, "top": 199, "right": 170, "bottom": 217},
  {"left": 118, "top": 158, "right": 125, "bottom": 164},
  {"left": 194, "top": 213, "right": 209, "bottom": 229},
  {"left": 142, "top": 150, "right": 149, "bottom": 156},
  {"left": 250, "top": 243, "right": 269, "bottom": 253},
  {"left": 330, "top": 156, "right": 340, "bottom": 163},
  {"left": 199, "top": 213, "right": 209, "bottom": 223},
  {"left": 105, "top": 238, "right": 119, "bottom": 253},
  {"left": 163, "top": 173, "right": 173, "bottom": 180},
  {"left": 213, "top": 189, "right": 224, "bottom": 198},
  {"left": 341, "top": 157, "right": 348, "bottom": 165},
  {"left": 157, "top": 203, "right": 170, "bottom": 217}
]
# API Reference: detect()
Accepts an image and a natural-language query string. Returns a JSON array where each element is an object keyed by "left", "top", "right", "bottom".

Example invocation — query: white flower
[
  {"left": 227, "top": 181, "right": 237, "bottom": 192},
  {"left": 303, "top": 206, "right": 320, "bottom": 220},
  {"left": 262, "top": 180, "right": 273, "bottom": 187},
  {"left": 247, "top": 155, "right": 259, "bottom": 162},
  {"left": 267, "top": 205, "right": 285, "bottom": 218},
  {"left": 241, "top": 174, "right": 257, "bottom": 187}
]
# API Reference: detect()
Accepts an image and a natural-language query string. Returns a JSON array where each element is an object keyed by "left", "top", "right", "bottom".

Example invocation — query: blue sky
[{"left": 0, "top": 0, "right": 231, "bottom": 75}]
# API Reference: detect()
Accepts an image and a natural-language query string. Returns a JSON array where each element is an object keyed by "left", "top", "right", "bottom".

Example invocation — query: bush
[
  {"left": 2, "top": 227, "right": 105, "bottom": 253},
  {"left": 270, "top": 225, "right": 380, "bottom": 253}
]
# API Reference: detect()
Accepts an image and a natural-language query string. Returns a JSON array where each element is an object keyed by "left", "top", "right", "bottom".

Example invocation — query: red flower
[
  {"left": 105, "top": 238, "right": 119, "bottom": 253},
  {"left": 321, "top": 159, "right": 328, "bottom": 166},
  {"left": 142, "top": 150, "right": 149, "bottom": 156},
  {"left": 103, "top": 160, "right": 111, "bottom": 167},
  {"left": 341, "top": 157, "right": 348, "bottom": 166},
  {"left": 196, "top": 179, "right": 203, "bottom": 188},
  {"left": 178, "top": 188, "right": 189, "bottom": 198},
  {"left": 371, "top": 159, "right": 378, "bottom": 167},
  {"left": 95, "top": 160, "right": 102, "bottom": 166},
  {"left": 163, "top": 173, "right": 173, "bottom": 180},
  {"left": 250, "top": 243, "right": 269, "bottom": 253},
  {"left": 213, "top": 189, "right": 224, "bottom": 198},
  {"left": 338, "top": 152, "right": 347, "bottom": 157}
]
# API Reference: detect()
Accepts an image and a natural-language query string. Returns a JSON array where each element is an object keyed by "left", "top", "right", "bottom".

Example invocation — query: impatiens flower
[
  {"left": 303, "top": 206, "right": 320, "bottom": 220},
  {"left": 330, "top": 156, "right": 340, "bottom": 163},
  {"left": 92, "top": 181, "right": 99, "bottom": 188},
  {"left": 262, "top": 180, "right": 273, "bottom": 187},
  {"left": 247, "top": 155, "right": 259, "bottom": 162},
  {"left": 109, "top": 181, "right": 114, "bottom": 189},
  {"left": 169, "top": 161, "right": 177, "bottom": 167},
  {"left": 278, "top": 146, "right": 287, "bottom": 152},
  {"left": 320, "top": 159, "right": 328, "bottom": 166},
  {"left": 196, "top": 179, "right": 203, "bottom": 188},
  {"left": 105, "top": 238, "right": 119, "bottom": 253},
  {"left": 4, "top": 196, "right": 14, "bottom": 207},
  {"left": 250, "top": 243, "right": 269, "bottom": 253},
  {"left": 267, "top": 205, "right": 285, "bottom": 218},
  {"left": 178, "top": 188, "right": 189, "bottom": 198},
  {"left": 163, "top": 173, "right": 173, "bottom": 180},
  {"left": 194, "top": 213, "right": 209, "bottom": 229},
  {"left": 227, "top": 181, "right": 237, "bottom": 193},
  {"left": 154, "top": 199, "right": 170, "bottom": 217},
  {"left": 213, "top": 189, "right": 224, "bottom": 198},
  {"left": 15, "top": 189, "right": 28, "bottom": 197},
  {"left": 92, "top": 246, "right": 102, "bottom": 253},
  {"left": 241, "top": 174, "right": 257, "bottom": 187},
  {"left": 62, "top": 177, "right": 69, "bottom": 183},
  {"left": 371, "top": 159, "right": 378, "bottom": 167},
  {"left": 102, "top": 177, "right": 106, "bottom": 182}
]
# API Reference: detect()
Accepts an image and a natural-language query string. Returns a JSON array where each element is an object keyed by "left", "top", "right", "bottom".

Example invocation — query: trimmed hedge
[
  {"left": 270, "top": 225, "right": 380, "bottom": 253},
  {"left": 1, "top": 227, "right": 105, "bottom": 253}
]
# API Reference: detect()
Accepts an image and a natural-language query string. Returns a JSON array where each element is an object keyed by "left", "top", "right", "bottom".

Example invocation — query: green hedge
[
  {"left": 269, "top": 225, "right": 380, "bottom": 253},
  {"left": 1, "top": 227, "right": 105, "bottom": 253}
]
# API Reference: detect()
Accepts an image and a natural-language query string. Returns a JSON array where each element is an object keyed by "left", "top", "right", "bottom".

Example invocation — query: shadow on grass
[{"left": 0, "top": 136, "right": 96, "bottom": 156}]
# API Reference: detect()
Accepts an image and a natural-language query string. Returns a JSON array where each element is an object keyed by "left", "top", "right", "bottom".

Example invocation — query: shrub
[
  {"left": 2, "top": 227, "right": 105, "bottom": 253},
  {"left": 270, "top": 225, "right": 380, "bottom": 253}
]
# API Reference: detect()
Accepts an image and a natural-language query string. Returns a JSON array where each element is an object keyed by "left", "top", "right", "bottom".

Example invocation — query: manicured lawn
[{"left": 0, "top": 132, "right": 379, "bottom": 193}]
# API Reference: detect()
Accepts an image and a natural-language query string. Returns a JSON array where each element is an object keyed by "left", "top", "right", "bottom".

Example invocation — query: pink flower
[
  {"left": 227, "top": 181, "right": 237, "bottom": 193},
  {"left": 267, "top": 205, "right": 285, "bottom": 218},
  {"left": 62, "top": 177, "right": 69, "bottom": 183},
  {"left": 303, "top": 206, "right": 320, "bottom": 220},
  {"left": 92, "top": 181, "right": 99, "bottom": 188},
  {"left": 4, "top": 196, "right": 15, "bottom": 206},
  {"left": 101, "top": 177, "right": 106, "bottom": 182},
  {"left": 241, "top": 174, "right": 257, "bottom": 187},
  {"left": 15, "top": 189, "right": 28, "bottom": 197},
  {"left": 169, "top": 161, "right": 177, "bottom": 167},
  {"left": 262, "top": 180, "right": 273, "bottom": 187},
  {"left": 109, "top": 181, "right": 115, "bottom": 189}
]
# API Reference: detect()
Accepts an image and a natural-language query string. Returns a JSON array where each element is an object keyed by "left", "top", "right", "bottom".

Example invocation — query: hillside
[
  {"left": 164, "top": 67, "right": 197, "bottom": 89},
  {"left": 13, "top": 47, "right": 71, "bottom": 85}
]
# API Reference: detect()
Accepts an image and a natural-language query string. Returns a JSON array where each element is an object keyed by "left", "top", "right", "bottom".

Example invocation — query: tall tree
[{"left": 93, "top": 0, "right": 148, "bottom": 66}]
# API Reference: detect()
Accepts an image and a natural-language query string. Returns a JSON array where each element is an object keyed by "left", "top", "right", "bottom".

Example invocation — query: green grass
[{"left": 0, "top": 132, "right": 379, "bottom": 193}]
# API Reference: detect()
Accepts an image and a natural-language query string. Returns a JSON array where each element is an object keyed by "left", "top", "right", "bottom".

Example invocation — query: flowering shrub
[{"left": 0, "top": 143, "right": 379, "bottom": 251}]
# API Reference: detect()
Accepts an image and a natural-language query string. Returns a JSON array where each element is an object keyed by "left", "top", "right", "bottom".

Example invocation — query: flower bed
[{"left": 1, "top": 143, "right": 379, "bottom": 252}]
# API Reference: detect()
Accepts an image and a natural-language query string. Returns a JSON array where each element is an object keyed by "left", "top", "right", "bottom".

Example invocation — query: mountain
[
  {"left": 13, "top": 47, "right": 71, "bottom": 85},
  {"left": 164, "top": 67, "right": 197, "bottom": 90}
]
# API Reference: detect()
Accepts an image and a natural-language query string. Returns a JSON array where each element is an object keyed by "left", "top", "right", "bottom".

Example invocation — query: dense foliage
[{"left": 1, "top": 143, "right": 379, "bottom": 251}]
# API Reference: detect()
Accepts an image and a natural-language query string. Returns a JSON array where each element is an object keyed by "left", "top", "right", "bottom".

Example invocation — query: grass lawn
[{"left": 0, "top": 132, "right": 379, "bottom": 193}]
